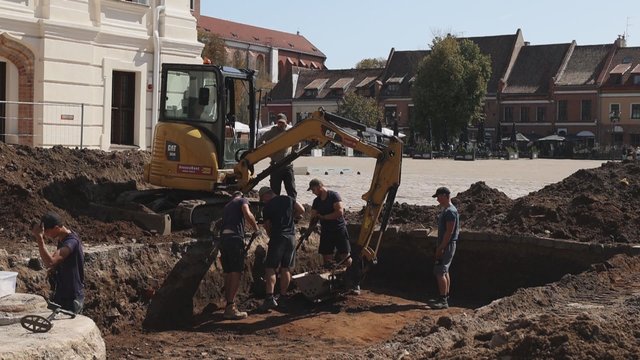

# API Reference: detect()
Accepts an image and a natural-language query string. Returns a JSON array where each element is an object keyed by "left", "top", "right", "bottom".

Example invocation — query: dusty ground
[{"left": 1, "top": 142, "right": 640, "bottom": 359}]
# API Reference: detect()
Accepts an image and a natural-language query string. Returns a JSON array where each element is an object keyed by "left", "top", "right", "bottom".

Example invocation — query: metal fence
[{"left": 0, "top": 100, "right": 85, "bottom": 148}]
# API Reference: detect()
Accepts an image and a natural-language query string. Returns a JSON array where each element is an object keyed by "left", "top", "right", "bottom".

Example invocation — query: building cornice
[{"left": 500, "top": 100, "right": 553, "bottom": 104}]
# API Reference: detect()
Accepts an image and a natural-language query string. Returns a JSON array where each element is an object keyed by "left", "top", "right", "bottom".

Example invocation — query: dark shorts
[
  {"left": 220, "top": 234, "right": 245, "bottom": 273},
  {"left": 264, "top": 233, "right": 296, "bottom": 269},
  {"left": 433, "top": 241, "right": 456, "bottom": 275},
  {"left": 318, "top": 227, "right": 351, "bottom": 256}
]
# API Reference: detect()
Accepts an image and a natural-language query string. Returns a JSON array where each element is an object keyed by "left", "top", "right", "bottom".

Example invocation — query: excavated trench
[
  {"left": 365, "top": 228, "right": 635, "bottom": 304},
  {"left": 74, "top": 225, "right": 633, "bottom": 335}
]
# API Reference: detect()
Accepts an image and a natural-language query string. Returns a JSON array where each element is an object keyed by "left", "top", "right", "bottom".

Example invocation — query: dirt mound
[
  {"left": 0, "top": 143, "right": 175, "bottom": 252},
  {"left": 346, "top": 162, "right": 640, "bottom": 244},
  {"left": 499, "top": 161, "right": 640, "bottom": 242},
  {"left": 453, "top": 181, "right": 514, "bottom": 232},
  {"left": 345, "top": 181, "right": 513, "bottom": 233}
]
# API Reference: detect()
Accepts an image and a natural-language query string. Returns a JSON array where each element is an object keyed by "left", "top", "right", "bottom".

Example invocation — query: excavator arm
[{"left": 231, "top": 110, "right": 402, "bottom": 263}]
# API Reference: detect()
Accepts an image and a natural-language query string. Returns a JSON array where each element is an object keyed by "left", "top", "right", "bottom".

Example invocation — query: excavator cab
[{"left": 146, "top": 64, "right": 257, "bottom": 192}]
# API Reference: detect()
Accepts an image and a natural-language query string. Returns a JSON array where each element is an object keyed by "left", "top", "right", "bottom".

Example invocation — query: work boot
[
  {"left": 223, "top": 303, "right": 248, "bottom": 320},
  {"left": 428, "top": 297, "right": 449, "bottom": 310},
  {"left": 257, "top": 296, "right": 278, "bottom": 313},
  {"left": 275, "top": 294, "right": 290, "bottom": 311}
]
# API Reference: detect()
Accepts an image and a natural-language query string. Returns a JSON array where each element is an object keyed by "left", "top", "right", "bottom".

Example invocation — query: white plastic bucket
[{"left": 0, "top": 271, "right": 18, "bottom": 298}]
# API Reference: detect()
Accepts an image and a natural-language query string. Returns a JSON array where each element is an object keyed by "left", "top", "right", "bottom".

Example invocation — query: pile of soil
[
  {"left": 499, "top": 161, "right": 640, "bottom": 242},
  {"left": 348, "top": 161, "right": 640, "bottom": 244},
  {"left": 0, "top": 143, "right": 188, "bottom": 253}
]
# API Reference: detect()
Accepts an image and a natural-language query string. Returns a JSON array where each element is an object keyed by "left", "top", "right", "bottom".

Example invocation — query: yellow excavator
[
  {"left": 101, "top": 63, "right": 260, "bottom": 234},
  {"left": 104, "top": 63, "right": 402, "bottom": 299}
]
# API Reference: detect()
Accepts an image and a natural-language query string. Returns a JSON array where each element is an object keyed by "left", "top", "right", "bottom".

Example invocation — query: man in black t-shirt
[
  {"left": 308, "top": 179, "right": 352, "bottom": 267},
  {"left": 31, "top": 211, "right": 84, "bottom": 313},
  {"left": 219, "top": 191, "right": 260, "bottom": 320},
  {"left": 257, "top": 186, "right": 305, "bottom": 312},
  {"left": 308, "top": 179, "right": 361, "bottom": 295}
]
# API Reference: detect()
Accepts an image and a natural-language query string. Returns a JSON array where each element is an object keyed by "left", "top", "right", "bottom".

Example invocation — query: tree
[
  {"left": 355, "top": 57, "right": 387, "bottom": 69},
  {"left": 412, "top": 35, "right": 491, "bottom": 147},
  {"left": 336, "top": 93, "right": 383, "bottom": 127},
  {"left": 198, "top": 28, "right": 227, "bottom": 65}
]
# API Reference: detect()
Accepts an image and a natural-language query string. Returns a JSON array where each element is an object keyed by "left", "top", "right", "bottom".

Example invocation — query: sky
[{"left": 200, "top": 1, "right": 638, "bottom": 69}]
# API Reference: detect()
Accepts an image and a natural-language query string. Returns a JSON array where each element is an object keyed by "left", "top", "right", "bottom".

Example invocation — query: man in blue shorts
[
  {"left": 429, "top": 186, "right": 460, "bottom": 310},
  {"left": 219, "top": 191, "right": 260, "bottom": 320},
  {"left": 31, "top": 211, "right": 85, "bottom": 314},
  {"left": 257, "top": 186, "right": 305, "bottom": 312}
]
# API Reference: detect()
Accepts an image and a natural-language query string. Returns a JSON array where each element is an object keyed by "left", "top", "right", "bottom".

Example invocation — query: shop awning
[{"left": 576, "top": 130, "right": 595, "bottom": 137}]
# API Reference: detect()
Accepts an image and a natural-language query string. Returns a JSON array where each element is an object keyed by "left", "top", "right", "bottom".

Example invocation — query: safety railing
[{"left": 0, "top": 100, "right": 85, "bottom": 148}]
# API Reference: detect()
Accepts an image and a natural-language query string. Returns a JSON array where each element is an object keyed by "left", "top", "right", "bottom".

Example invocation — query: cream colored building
[{"left": 0, "top": 0, "right": 203, "bottom": 150}]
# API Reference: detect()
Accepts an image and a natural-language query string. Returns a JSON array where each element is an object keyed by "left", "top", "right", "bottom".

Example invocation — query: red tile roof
[
  {"left": 198, "top": 16, "right": 326, "bottom": 58},
  {"left": 555, "top": 44, "right": 613, "bottom": 86},
  {"left": 502, "top": 43, "right": 573, "bottom": 95}
]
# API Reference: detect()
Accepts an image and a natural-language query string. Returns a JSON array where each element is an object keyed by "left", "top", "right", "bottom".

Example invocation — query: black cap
[
  {"left": 432, "top": 187, "right": 451, "bottom": 198},
  {"left": 41, "top": 211, "right": 63, "bottom": 230},
  {"left": 307, "top": 178, "right": 323, "bottom": 191}
]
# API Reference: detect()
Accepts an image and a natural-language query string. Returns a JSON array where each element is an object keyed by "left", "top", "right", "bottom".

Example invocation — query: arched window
[
  {"left": 256, "top": 55, "right": 265, "bottom": 75},
  {"left": 278, "top": 61, "right": 285, "bottom": 80}
]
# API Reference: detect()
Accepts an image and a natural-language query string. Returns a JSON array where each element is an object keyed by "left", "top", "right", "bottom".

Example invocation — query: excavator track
[
  {"left": 174, "top": 198, "right": 230, "bottom": 234},
  {"left": 88, "top": 188, "right": 260, "bottom": 235}
]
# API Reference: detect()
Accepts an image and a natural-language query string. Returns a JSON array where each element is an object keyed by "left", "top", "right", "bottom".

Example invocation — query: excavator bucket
[{"left": 292, "top": 268, "right": 348, "bottom": 302}]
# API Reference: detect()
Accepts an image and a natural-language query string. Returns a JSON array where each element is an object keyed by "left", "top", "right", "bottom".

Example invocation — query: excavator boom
[{"left": 231, "top": 110, "right": 402, "bottom": 299}]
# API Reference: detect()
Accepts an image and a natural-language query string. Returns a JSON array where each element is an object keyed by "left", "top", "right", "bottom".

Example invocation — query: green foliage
[
  {"left": 415, "top": 140, "right": 432, "bottom": 153},
  {"left": 336, "top": 93, "right": 383, "bottom": 127},
  {"left": 411, "top": 35, "right": 491, "bottom": 146},
  {"left": 355, "top": 57, "right": 387, "bottom": 69},
  {"left": 198, "top": 28, "right": 227, "bottom": 66}
]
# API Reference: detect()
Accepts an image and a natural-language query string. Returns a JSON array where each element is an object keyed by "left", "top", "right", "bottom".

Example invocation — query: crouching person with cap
[
  {"left": 31, "top": 211, "right": 85, "bottom": 314},
  {"left": 257, "top": 186, "right": 305, "bottom": 312},
  {"left": 428, "top": 187, "right": 459, "bottom": 310},
  {"left": 220, "top": 191, "right": 260, "bottom": 320}
]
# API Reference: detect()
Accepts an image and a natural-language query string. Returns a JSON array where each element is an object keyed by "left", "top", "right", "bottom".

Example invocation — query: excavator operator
[{"left": 257, "top": 113, "right": 297, "bottom": 199}]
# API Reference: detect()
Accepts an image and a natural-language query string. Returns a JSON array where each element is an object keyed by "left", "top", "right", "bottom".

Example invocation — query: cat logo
[{"left": 324, "top": 129, "right": 336, "bottom": 139}]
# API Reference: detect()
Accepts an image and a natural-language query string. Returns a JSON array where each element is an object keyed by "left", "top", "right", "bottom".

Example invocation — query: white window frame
[
  {"left": 610, "top": 103, "right": 621, "bottom": 118},
  {"left": 631, "top": 104, "right": 640, "bottom": 120}
]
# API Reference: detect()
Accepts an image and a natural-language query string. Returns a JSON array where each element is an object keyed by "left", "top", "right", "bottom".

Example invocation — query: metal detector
[{"left": 20, "top": 301, "right": 76, "bottom": 333}]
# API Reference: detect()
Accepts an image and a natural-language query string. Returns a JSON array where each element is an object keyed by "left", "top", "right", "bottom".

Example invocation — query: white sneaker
[{"left": 223, "top": 304, "right": 248, "bottom": 320}]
